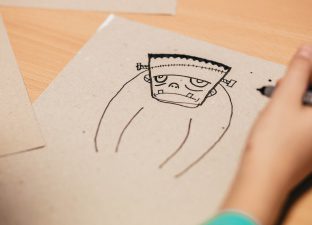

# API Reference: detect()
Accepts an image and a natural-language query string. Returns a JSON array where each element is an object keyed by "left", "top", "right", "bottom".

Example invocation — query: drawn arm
[
  {"left": 94, "top": 70, "right": 149, "bottom": 153},
  {"left": 159, "top": 118, "right": 193, "bottom": 169},
  {"left": 159, "top": 84, "right": 233, "bottom": 178}
]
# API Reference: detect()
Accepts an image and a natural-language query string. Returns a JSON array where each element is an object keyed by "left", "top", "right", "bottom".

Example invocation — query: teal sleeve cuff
[{"left": 202, "top": 211, "right": 258, "bottom": 225}]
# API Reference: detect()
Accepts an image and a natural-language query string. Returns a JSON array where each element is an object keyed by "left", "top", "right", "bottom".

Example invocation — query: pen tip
[{"left": 257, "top": 87, "right": 265, "bottom": 95}]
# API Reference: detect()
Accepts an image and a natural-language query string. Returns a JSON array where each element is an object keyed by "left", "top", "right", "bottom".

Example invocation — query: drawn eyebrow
[
  {"left": 185, "top": 85, "right": 204, "bottom": 92},
  {"left": 155, "top": 83, "right": 167, "bottom": 87}
]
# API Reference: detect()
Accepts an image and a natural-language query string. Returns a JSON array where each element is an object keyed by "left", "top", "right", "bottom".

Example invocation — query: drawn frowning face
[
  {"left": 149, "top": 74, "right": 217, "bottom": 108},
  {"left": 143, "top": 54, "right": 231, "bottom": 108}
]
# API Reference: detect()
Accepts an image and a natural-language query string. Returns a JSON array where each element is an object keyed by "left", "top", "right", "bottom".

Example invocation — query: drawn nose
[{"left": 169, "top": 83, "right": 179, "bottom": 89}]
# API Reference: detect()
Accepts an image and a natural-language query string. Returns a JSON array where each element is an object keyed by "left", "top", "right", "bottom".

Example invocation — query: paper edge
[
  {"left": 0, "top": 3, "right": 177, "bottom": 15},
  {"left": 0, "top": 15, "right": 46, "bottom": 155},
  {"left": 97, "top": 14, "right": 115, "bottom": 32}
]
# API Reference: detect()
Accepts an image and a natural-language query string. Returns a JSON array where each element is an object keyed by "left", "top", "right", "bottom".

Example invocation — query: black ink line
[
  {"left": 115, "top": 107, "right": 144, "bottom": 153},
  {"left": 148, "top": 71, "right": 231, "bottom": 109},
  {"left": 155, "top": 83, "right": 167, "bottom": 87},
  {"left": 175, "top": 84, "right": 234, "bottom": 178},
  {"left": 0, "top": 145, "right": 45, "bottom": 159},
  {"left": 185, "top": 84, "right": 204, "bottom": 92},
  {"left": 155, "top": 92, "right": 198, "bottom": 101},
  {"left": 159, "top": 118, "right": 192, "bottom": 169},
  {"left": 148, "top": 54, "right": 231, "bottom": 71},
  {"left": 152, "top": 64, "right": 227, "bottom": 74},
  {"left": 202, "top": 68, "right": 232, "bottom": 106},
  {"left": 150, "top": 74, "right": 212, "bottom": 82},
  {"left": 156, "top": 100, "right": 200, "bottom": 109},
  {"left": 94, "top": 70, "right": 148, "bottom": 153},
  {"left": 148, "top": 56, "right": 154, "bottom": 104}
]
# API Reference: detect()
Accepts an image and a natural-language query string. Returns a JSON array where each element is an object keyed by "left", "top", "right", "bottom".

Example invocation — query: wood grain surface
[{"left": 0, "top": 0, "right": 311, "bottom": 224}]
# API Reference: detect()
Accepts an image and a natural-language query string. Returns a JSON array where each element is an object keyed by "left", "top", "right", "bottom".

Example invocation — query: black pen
[{"left": 257, "top": 86, "right": 312, "bottom": 106}]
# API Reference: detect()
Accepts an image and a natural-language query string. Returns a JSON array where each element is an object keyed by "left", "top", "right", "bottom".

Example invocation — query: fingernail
[{"left": 297, "top": 45, "right": 312, "bottom": 59}]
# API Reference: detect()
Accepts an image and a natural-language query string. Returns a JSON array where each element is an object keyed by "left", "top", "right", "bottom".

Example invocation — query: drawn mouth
[
  {"left": 156, "top": 90, "right": 199, "bottom": 102},
  {"left": 185, "top": 85, "right": 204, "bottom": 92}
]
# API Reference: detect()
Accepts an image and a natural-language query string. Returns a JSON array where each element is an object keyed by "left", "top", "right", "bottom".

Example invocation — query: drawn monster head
[{"left": 144, "top": 54, "right": 232, "bottom": 108}]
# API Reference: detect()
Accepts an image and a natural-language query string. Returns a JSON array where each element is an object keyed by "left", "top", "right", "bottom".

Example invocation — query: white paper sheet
[
  {"left": 0, "top": 17, "right": 44, "bottom": 157},
  {"left": 0, "top": 16, "right": 285, "bottom": 225}
]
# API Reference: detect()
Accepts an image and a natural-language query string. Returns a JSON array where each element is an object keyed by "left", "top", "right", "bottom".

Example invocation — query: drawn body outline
[
  {"left": 94, "top": 69, "right": 148, "bottom": 153},
  {"left": 175, "top": 83, "right": 233, "bottom": 177},
  {"left": 94, "top": 54, "right": 236, "bottom": 177}
]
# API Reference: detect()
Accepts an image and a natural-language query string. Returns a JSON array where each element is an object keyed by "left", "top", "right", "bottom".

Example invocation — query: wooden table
[{"left": 0, "top": 0, "right": 311, "bottom": 224}]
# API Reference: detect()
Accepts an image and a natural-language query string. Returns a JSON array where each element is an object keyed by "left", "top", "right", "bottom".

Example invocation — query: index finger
[{"left": 272, "top": 45, "right": 312, "bottom": 106}]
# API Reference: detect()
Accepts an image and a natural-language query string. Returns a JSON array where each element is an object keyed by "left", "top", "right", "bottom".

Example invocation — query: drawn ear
[
  {"left": 144, "top": 74, "right": 151, "bottom": 83},
  {"left": 207, "top": 89, "right": 217, "bottom": 97}
]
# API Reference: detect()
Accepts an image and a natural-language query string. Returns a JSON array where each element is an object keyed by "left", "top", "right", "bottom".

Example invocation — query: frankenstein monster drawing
[
  {"left": 95, "top": 54, "right": 236, "bottom": 177},
  {"left": 145, "top": 54, "right": 233, "bottom": 108}
]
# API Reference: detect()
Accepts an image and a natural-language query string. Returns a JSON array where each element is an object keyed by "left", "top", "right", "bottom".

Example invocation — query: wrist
[
  {"left": 203, "top": 211, "right": 260, "bottom": 225},
  {"left": 242, "top": 144, "right": 297, "bottom": 191},
  {"left": 221, "top": 148, "right": 291, "bottom": 225}
]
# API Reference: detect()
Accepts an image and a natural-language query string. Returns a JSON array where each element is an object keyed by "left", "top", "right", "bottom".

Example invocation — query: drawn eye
[
  {"left": 154, "top": 75, "right": 168, "bottom": 83},
  {"left": 190, "top": 78, "right": 209, "bottom": 87}
]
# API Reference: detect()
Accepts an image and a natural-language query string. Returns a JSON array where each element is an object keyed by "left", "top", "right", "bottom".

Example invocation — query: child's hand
[
  {"left": 246, "top": 44, "right": 312, "bottom": 189},
  {"left": 222, "top": 45, "right": 312, "bottom": 225}
]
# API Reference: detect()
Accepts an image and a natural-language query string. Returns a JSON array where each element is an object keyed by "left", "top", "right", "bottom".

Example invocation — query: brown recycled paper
[
  {"left": 0, "top": 15, "right": 285, "bottom": 225},
  {"left": 0, "top": 0, "right": 177, "bottom": 15},
  {"left": 0, "top": 17, "right": 44, "bottom": 157}
]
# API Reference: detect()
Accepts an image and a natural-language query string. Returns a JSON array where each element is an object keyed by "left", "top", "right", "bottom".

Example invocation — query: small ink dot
[
  {"left": 268, "top": 79, "right": 272, "bottom": 82},
  {"left": 82, "top": 130, "right": 86, "bottom": 134},
  {"left": 250, "top": 72, "right": 253, "bottom": 74},
  {"left": 222, "top": 127, "right": 225, "bottom": 129}
]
